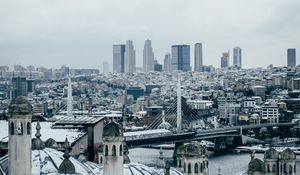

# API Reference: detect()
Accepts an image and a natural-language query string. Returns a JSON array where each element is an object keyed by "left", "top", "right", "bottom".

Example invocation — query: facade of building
[
  {"left": 233, "top": 47, "right": 242, "bottom": 68},
  {"left": 164, "top": 53, "right": 172, "bottom": 72},
  {"left": 287, "top": 48, "right": 296, "bottom": 67},
  {"left": 143, "top": 39, "right": 155, "bottom": 72},
  {"left": 220, "top": 52, "right": 229, "bottom": 68},
  {"left": 194, "top": 43, "right": 203, "bottom": 72},
  {"left": 262, "top": 101, "right": 279, "bottom": 123},
  {"left": 113, "top": 44, "right": 126, "bottom": 73},
  {"left": 171, "top": 45, "right": 191, "bottom": 72},
  {"left": 124, "top": 40, "right": 136, "bottom": 73}
]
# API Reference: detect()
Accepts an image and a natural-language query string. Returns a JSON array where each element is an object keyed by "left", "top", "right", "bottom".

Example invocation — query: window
[
  {"left": 267, "top": 164, "right": 270, "bottom": 172},
  {"left": 289, "top": 165, "right": 293, "bottom": 173},
  {"left": 27, "top": 122, "right": 31, "bottom": 135},
  {"left": 194, "top": 163, "right": 198, "bottom": 173},
  {"left": 112, "top": 145, "right": 116, "bottom": 156},
  {"left": 119, "top": 145, "right": 123, "bottom": 156},
  {"left": 184, "top": 163, "right": 186, "bottom": 173},
  {"left": 272, "top": 164, "right": 275, "bottom": 172},
  {"left": 200, "top": 163, "right": 203, "bottom": 172},
  {"left": 105, "top": 145, "right": 108, "bottom": 156},
  {"left": 17, "top": 122, "right": 23, "bottom": 135},
  {"left": 10, "top": 122, "right": 14, "bottom": 135},
  {"left": 100, "top": 156, "right": 103, "bottom": 164},
  {"left": 178, "top": 160, "right": 181, "bottom": 167},
  {"left": 188, "top": 163, "right": 191, "bottom": 173}
]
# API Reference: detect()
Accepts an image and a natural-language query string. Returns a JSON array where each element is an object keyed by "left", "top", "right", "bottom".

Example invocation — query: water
[{"left": 129, "top": 148, "right": 300, "bottom": 175}]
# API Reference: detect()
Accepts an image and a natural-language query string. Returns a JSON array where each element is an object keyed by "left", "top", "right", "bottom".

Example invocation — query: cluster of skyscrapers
[
  {"left": 113, "top": 40, "right": 203, "bottom": 73},
  {"left": 113, "top": 40, "right": 297, "bottom": 73}
]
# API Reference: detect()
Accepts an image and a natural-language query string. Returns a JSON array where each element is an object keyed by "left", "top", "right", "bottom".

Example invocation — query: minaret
[
  {"left": 102, "top": 121, "right": 124, "bottom": 175},
  {"left": 67, "top": 73, "right": 73, "bottom": 117},
  {"left": 177, "top": 73, "right": 182, "bottom": 133},
  {"left": 8, "top": 96, "right": 32, "bottom": 175}
]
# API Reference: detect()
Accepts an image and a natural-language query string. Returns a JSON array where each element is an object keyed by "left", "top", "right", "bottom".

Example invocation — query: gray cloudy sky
[{"left": 0, "top": 0, "right": 299, "bottom": 70}]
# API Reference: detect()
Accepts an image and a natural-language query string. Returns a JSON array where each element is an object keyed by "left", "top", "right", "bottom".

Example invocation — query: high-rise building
[
  {"left": 113, "top": 45, "right": 126, "bottom": 73},
  {"left": 171, "top": 45, "right": 190, "bottom": 72},
  {"left": 194, "top": 43, "right": 203, "bottom": 71},
  {"left": 164, "top": 53, "right": 172, "bottom": 72},
  {"left": 287, "top": 48, "right": 296, "bottom": 67},
  {"left": 102, "top": 61, "right": 109, "bottom": 73},
  {"left": 233, "top": 47, "right": 242, "bottom": 68},
  {"left": 12, "top": 77, "right": 28, "bottom": 98},
  {"left": 221, "top": 51, "right": 230, "bottom": 68},
  {"left": 143, "top": 39, "right": 154, "bottom": 72},
  {"left": 124, "top": 40, "right": 136, "bottom": 73}
]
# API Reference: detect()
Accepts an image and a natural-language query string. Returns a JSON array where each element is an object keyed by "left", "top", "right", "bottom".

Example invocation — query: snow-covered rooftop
[{"left": 0, "top": 121, "right": 84, "bottom": 143}]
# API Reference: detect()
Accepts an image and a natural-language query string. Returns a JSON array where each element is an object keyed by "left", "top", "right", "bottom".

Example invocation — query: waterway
[{"left": 129, "top": 148, "right": 300, "bottom": 175}]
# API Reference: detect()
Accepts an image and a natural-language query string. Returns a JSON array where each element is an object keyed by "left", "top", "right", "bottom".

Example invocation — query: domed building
[
  {"left": 248, "top": 158, "right": 264, "bottom": 175},
  {"left": 247, "top": 147, "right": 296, "bottom": 175},
  {"left": 176, "top": 142, "right": 208, "bottom": 175},
  {"left": 0, "top": 97, "right": 184, "bottom": 175}
]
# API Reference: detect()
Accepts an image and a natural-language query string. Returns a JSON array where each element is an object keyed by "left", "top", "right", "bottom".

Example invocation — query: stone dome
[
  {"left": 45, "top": 138, "right": 58, "bottom": 149},
  {"left": 281, "top": 148, "right": 296, "bottom": 160},
  {"left": 248, "top": 158, "right": 264, "bottom": 173},
  {"left": 103, "top": 121, "right": 123, "bottom": 137},
  {"left": 177, "top": 142, "right": 206, "bottom": 157},
  {"left": 264, "top": 147, "right": 279, "bottom": 159},
  {"left": 8, "top": 96, "right": 32, "bottom": 116},
  {"left": 158, "top": 122, "right": 172, "bottom": 130},
  {"left": 0, "top": 148, "right": 183, "bottom": 175}
]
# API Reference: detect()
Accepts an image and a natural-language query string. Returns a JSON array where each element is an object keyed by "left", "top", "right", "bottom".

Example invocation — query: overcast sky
[{"left": 0, "top": 0, "right": 299, "bottom": 70}]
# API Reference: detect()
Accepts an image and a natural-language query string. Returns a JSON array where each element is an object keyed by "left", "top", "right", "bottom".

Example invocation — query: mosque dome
[
  {"left": 158, "top": 122, "right": 172, "bottom": 130},
  {"left": 8, "top": 96, "right": 32, "bottom": 116},
  {"left": 103, "top": 121, "right": 123, "bottom": 137},
  {"left": 248, "top": 158, "right": 264, "bottom": 173},
  {"left": 177, "top": 142, "right": 206, "bottom": 157},
  {"left": 281, "top": 148, "right": 296, "bottom": 160},
  {"left": 45, "top": 138, "right": 58, "bottom": 149},
  {"left": 264, "top": 147, "right": 279, "bottom": 159}
]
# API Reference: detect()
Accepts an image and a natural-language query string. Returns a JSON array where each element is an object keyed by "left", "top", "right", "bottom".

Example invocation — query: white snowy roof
[
  {"left": 0, "top": 148, "right": 182, "bottom": 175},
  {"left": 0, "top": 121, "right": 83, "bottom": 143}
]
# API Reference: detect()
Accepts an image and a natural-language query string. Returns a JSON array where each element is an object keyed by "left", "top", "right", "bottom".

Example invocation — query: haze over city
[{"left": 0, "top": 0, "right": 299, "bottom": 69}]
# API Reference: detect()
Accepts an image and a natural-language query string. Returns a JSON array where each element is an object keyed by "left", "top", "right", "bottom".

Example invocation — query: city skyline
[{"left": 0, "top": 0, "right": 299, "bottom": 70}]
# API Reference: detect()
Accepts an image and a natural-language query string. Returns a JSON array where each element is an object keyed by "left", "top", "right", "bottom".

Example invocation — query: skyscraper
[
  {"left": 102, "top": 61, "right": 109, "bottom": 73},
  {"left": 221, "top": 51, "right": 229, "bottom": 68},
  {"left": 171, "top": 45, "right": 190, "bottom": 72},
  {"left": 113, "top": 44, "right": 126, "bottom": 73},
  {"left": 233, "top": 47, "right": 242, "bottom": 68},
  {"left": 287, "top": 48, "right": 296, "bottom": 67},
  {"left": 124, "top": 40, "right": 136, "bottom": 73},
  {"left": 143, "top": 39, "right": 154, "bottom": 72},
  {"left": 194, "top": 43, "right": 203, "bottom": 71},
  {"left": 164, "top": 53, "right": 172, "bottom": 72},
  {"left": 12, "top": 77, "right": 27, "bottom": 98}
]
